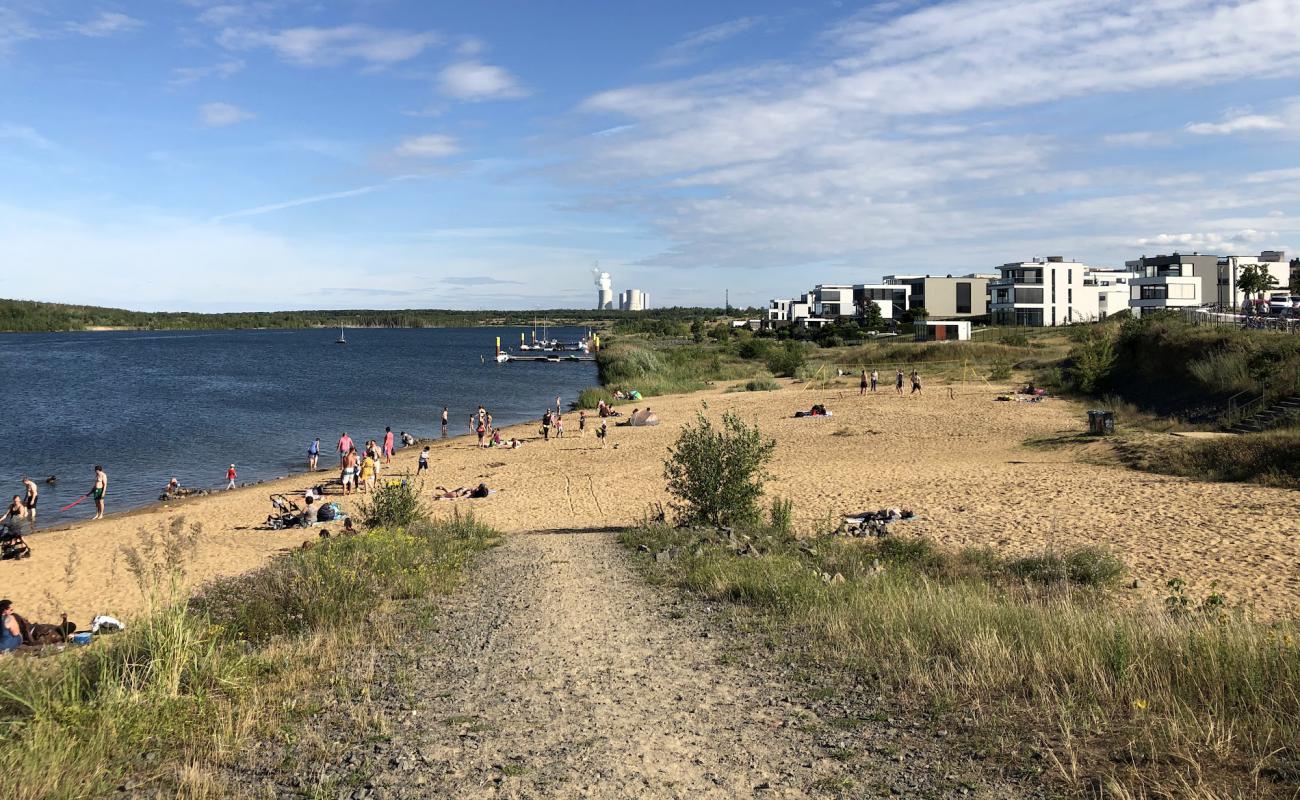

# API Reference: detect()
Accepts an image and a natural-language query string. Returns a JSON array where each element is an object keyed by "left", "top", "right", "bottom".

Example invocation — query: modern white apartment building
[
  {"left": 1216, "top": 251, "right": 1290, "bottom": 308},
  {"left": 990, "top": 257, "right": 1114, "bottom": 326},
  {"left": 768, "top": 283, "right": 910, "bottom": 327},
  {"left": 1124, "top": 251, "right": 1290, "bottom": 315},
  {"left": 1125, "top": 253, "right": 1218, "bottom": 316}
]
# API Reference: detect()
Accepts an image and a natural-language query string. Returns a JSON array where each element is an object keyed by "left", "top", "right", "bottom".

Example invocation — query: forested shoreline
[{"left": 0, "top": 298, "right": 745, "bottom": 333}]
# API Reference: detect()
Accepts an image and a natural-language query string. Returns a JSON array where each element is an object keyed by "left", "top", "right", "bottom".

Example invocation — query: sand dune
[{"left": 4, "top": 380, "right": 1297, "bottom": 626}]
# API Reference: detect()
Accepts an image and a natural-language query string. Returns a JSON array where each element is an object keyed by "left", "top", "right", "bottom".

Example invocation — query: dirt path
[
  {"left": 384, "top": 530, "right": 823, "bottom": 798},
  {"left": 232, "top": 531, "right": 1041, "bottom": 798}
]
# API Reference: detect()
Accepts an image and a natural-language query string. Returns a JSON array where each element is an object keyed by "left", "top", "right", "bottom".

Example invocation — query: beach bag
[{"left": 317, "top": 502, "right": 339, "bottom": 522}]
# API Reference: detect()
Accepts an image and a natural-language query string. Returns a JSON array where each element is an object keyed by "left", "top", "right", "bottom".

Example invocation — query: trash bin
[{"left": 1087, "top": 410, "right": 1115, "bottom": 435}]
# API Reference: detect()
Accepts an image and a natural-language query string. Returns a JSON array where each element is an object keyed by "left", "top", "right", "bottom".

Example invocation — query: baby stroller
[
  {"left": 0, "top": 525, "right": 32, "bottom": 560},
  {"left": 266, "top": 493, "right": 304, "bottom": 530}
]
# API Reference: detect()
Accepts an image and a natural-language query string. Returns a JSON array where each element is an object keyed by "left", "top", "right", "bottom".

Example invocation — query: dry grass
[
  {"left": 623, "top": 524, "right": 1300, "bottom": 799},
  {"left": 0, "top": 513, "right": 494, "bottom": 799}
]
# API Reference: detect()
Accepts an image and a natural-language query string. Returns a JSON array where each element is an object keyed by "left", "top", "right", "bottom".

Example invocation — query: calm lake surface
[{"left": 0, "top": 327, "right": 598, "bottom": 526}]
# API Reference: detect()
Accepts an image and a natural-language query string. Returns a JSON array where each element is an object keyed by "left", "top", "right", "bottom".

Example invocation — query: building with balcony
[
  {"left": 989, "top": 257, "right": 1133, "bottom": 325},
  {"left": 1124, "top": 253, "right": 1219, "bottom": 316},
  {"left": 768, "top": 283, "right": 910, "bottom": 327}
]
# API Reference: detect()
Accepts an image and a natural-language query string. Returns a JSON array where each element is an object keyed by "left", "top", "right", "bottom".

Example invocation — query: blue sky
[{"left": 2, "top": 0, "right": 1299, "bottom": 312}]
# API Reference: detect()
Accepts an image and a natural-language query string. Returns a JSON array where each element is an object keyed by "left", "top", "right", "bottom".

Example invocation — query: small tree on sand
[{"left": 664, "top": 410, "right": 776, "bottom": 527}]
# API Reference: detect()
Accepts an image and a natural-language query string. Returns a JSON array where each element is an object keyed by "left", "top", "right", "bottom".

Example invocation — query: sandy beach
[{"left": 4, "top": 380, "right": 1298, "bottom": 625}]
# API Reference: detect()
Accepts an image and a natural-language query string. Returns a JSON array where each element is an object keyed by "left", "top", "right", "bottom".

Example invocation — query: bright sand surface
[{"left": 4, "top": 381, "right": 1298, "bottom": 626}]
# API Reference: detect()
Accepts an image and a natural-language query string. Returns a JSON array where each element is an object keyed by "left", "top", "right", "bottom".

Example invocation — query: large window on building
[
  {"left": 1014, "top": 309, "right": 1044, "bottom": 326},
  {"left": 1014, "top": 287, "right": 1044, "bottom": 304},
  {"left": 956, "top": 282, "right": 972, "bottom": 314},
  {"left": 1139, "top": 285, "right": 1168, "bottom": 300}
]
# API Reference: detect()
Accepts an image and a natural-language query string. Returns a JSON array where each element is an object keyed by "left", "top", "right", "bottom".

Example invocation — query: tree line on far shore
[{"left": 0, "top": 298, "right": 758, "bottom": 334}]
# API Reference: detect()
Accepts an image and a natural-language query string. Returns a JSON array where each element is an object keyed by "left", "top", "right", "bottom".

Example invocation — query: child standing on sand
[
  {"left": 895, "top": 369, "right": 904, "bottom": 395},
  {"left": 859, "top": 370, "right": 868, "bottom": 396},
  {"left": 597, "top": 420, "right": 608, "bottom": 447},
  {"left": 308, "top": 438, "right": 320, "bottom": 471},
  {"left": 555, "top": 414, "right": 564, "bottom": 438},
  {"left": 579, "top": 410, "right": 586, "bottom": 436},
  {"left": 418, "top": 446, "right": 430, "bottom": 474},
  {"left": 383, "top": 427, "right": 395, "bottom": 464},
  {"left": 870, "top": 369, "right": 878, "bottom": 392},
  {"left": 226, "top": 464, "right": 237, "bottom": 490}
]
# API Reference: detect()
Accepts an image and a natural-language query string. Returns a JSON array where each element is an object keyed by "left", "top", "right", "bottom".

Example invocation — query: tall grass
[
  {"left": 623, "top": 525, "right": 1300, "bottom": 798},
  {"left": 596, "top": 340, "right": 766, "bottom": 397},
  {"left": 1128, "top": 429, "right": 1300, "bottom": 490},
  {"left": 0, "top": 513, "right": 494, "bottom": 799}
]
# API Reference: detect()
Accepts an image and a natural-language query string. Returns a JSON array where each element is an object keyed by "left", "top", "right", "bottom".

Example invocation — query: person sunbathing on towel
[{"left": 434, "top": 483, "right": 491, "bottom": 500}]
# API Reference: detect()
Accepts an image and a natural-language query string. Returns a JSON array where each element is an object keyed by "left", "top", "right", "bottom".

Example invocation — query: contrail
[{"left": 210, "top": 173, "right": 430, "bottom": 222}]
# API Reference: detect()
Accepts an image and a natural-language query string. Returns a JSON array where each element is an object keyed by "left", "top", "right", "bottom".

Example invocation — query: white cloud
[
  {"left": 1187, "top": 114, "right": 1285, "bottom": 135},
  {"left": 437, "top": 61, "right": 527, "bottom": 100},
  {"left": 66, "top": 12, "right": 143, "bottom": 38},
  {"left": 1135, "top": 230, "right": 1281, "bottom": 252},
  {"left": 572, "top": 0, "right": 1300, "bottom": 271},
  {"left": 218, "top": 25, "right": 440, "bottom": 68},
  {"left": 1102, "top": 131, "right": 1171, "bottom": 148},
  {"left": 1186, "top": 99, "right": 1300, "bottom": 135},
  {"left": 0, "top": 122, "right": 54, "bottom": 149},
  {"left": 199, "top": 102, "right": 255, "bottom": 127},
  {"left": 170, "top": 60, "right": 245, "bottom": 88},
  {"left": 393, "top": 134, "right": 460, "bottom": 158},
  {"left": 655, "top": 16, "right": 764, "bottom": 68}
]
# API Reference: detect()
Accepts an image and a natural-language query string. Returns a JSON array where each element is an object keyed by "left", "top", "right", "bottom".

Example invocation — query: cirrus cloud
[{"left": 218, "top": 24, "right": 440, "bottom": 68}]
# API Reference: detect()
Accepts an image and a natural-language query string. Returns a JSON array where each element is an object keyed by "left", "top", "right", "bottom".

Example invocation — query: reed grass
[
  {"left": 0, "top": 513, "right": 494, "bottom": 799},
  {"left": 595, "top": 340, "right": 767, "bottom": 398},
  {"left": 623, "top": 524, "right": 1300, "bottom": 798}
]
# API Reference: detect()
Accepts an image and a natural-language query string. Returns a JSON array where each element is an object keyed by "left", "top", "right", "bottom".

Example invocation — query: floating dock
[{"left": 496, "top": 353, "right": 595, "bottom": 363}]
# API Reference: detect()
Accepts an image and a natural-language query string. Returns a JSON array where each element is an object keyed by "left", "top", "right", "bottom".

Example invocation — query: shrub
[
  {"left": 1069, "top": 327, "right": 1117, "bottom": 393},
  {"left": 987, "top": 360, "right": 1012, "bottom": 381},
  {"left": 358, "top": 479, "right": 428, "bottom": 529},
  {"left": 766, "top": 341, "right": 806, "bottom": 377},
  {"left": 743, "top": 377, "right": 780, "bottom": 392},
  {"left": 737, "top": 339, "right": 772, "bottom": 360},
  {"left": 1063, "top": 546, "right": 1125, "bottom": 586},
  {"left": 1009, "top": 546, "right": 1124, "bottom": 587},
  {"left": 663, "top": 410, "right": 776, "bottom": 527},
  {"left": 768, "top": 497, "right": 794, "bottom": 534},
  {"left": 999, "top": 330, "right": 1029, "bottom": 347}
]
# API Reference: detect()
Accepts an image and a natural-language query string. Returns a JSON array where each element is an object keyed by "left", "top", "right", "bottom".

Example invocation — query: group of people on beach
[
  {"left": 859, "top": 368, "right": 922, "bottom": 395},
  {"left": 334, "top": 429, "right": 393, "bottom": 495},
  {"left": 3, "top": 469, "right": 107, "bottom": 529}
]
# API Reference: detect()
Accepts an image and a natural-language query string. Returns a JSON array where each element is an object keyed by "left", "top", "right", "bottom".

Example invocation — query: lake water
[{"left": 0, "top": 327, "right": 598, "bottom": 526}]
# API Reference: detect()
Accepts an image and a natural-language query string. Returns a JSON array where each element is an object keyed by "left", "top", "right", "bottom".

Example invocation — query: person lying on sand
[
  {"left": 793, "top": 404, "right": 832, "bottom": 418},
  {"left": 433, "top": 483, "right": 491, "bottom": 500}
]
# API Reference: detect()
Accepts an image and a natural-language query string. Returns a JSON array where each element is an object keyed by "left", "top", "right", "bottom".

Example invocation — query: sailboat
[{"left": 335, "top": 325, "right": 347, "bottom": 345}]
